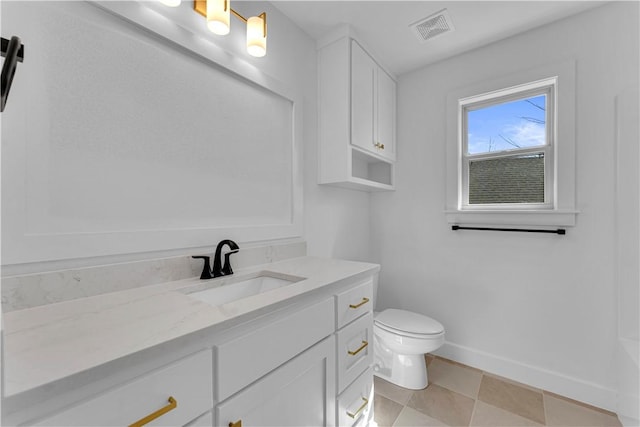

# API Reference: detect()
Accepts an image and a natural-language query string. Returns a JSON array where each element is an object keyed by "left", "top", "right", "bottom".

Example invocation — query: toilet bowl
[{"left": 373, "top": 309, "right": 445, "bottom": 390}]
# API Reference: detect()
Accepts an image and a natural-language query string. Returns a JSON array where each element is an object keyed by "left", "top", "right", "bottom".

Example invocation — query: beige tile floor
[{"left": 373, "top": 355, "right": 622, "bottom": 427}]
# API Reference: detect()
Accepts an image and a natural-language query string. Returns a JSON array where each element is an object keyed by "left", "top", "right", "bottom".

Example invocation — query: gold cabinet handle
[
  {"left": 229, "top": 420, "right": 242, "bottom": 427},
  {"left": 347, "top": 340, "right": 369, "bottom": 356},
  {"left": 380, "top": 143, "right": 385, "bottom": 149},
  {"left": 129, "top": 396, "right": 177, "bottom": 427},
  {"left": 346, "top": 397, "right": 369, "bottom": 419},
  {"left": 349, "top": 297, "right": 370, "bottom": 309}
]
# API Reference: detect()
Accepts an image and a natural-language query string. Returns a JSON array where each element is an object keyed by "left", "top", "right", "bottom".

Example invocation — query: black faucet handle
[
  {"left": 222, "top": 250, "right": 239, "bottom": 276},
  {"left": 192, "top": 255, "right": 213, "bottom": 280}
]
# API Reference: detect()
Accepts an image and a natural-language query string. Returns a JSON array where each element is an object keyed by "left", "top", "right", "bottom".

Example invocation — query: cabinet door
[
  {"left": 216, "top": 337, "right": 336, "bottom": 427},
  {"left": 351, "top": 41, "right": 376, "bottom": 154},
  {"left": 216, "top": 297, "right": 334, "bottom": 401},
  {"left": 377, "top": 69, "right": 396, "bottom": 161}
]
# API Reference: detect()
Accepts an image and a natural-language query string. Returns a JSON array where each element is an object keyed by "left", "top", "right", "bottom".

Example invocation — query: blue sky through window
[{"left": 467, "top": 95, "right": 546, "bottom": 155}]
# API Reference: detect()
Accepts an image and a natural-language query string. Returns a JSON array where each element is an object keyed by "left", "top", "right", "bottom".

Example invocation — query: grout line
[
  {"left": 477, "top": 372, "right": 487, "bottom": 405},
  {"left": 468, "top": 396, "right": 479, "bottom": 427},
  {"left": 543, "top": 390, "right": 549, "bottom": 426}
]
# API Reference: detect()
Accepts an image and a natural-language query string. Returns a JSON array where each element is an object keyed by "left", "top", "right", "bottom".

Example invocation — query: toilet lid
[{"left": 375, "top": 309, "right": 444, "bottom": 335}]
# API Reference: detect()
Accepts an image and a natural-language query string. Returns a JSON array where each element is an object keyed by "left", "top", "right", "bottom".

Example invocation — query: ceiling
[{"left": 271, "top": 1, "right": 607, "bottom": 75}]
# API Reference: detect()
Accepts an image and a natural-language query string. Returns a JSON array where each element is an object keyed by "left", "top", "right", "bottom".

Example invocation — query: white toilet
[{"left": 373, "top": 308, "right": 445, "bottom": 389}]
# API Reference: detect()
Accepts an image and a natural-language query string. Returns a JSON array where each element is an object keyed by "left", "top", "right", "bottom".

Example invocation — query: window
[
  {"left": 460, "top": 78, "right": 555, "bottom": 210},
  {"left": 445, "top": 61, "right": 577, "bottom": 227}
]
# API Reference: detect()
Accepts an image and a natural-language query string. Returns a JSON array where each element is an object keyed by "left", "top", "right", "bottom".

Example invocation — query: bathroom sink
[{"left": 183, "top": 271, "right": 305, "bottom": 306}]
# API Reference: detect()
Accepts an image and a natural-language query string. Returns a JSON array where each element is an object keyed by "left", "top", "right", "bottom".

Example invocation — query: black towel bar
[{"left": 451, "top": 225, "right": 566, "bottom": 235}]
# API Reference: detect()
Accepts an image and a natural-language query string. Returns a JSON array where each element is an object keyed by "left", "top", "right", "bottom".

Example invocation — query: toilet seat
[
  {"left": 375, "top": 322, "right": 444, "bottom": 339},
  {"left": 375, "top": 309, "right": 444, "bottom": 337}
]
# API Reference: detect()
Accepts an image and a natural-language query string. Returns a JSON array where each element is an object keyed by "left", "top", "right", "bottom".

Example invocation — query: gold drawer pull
[
  {"left": 129, "top": 396, "right": 177, "bottom": 427},
  {"left": 346, "top": 397, "right": 369, "bottom": 419},
  {"left": 349, "top": 297, "right": 370, "bottom": 309},
  {"left": 347, "top": 340, "right": 369, "bottom": 356},
  {"left": 229, "top": 420, "right": 242, "bottom": 427}
]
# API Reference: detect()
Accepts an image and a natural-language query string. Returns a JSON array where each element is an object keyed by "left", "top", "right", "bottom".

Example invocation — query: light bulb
[
  {"left": 207, "top": 0, "right": 230, "bottom": 35},
  {"left": 246, "top": 14, "right": 266, "bottom": 57}
]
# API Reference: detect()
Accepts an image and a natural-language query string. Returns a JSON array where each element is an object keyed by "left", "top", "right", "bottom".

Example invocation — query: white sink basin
[{"left": 183, "top": 272, "right": 305, "bottom": 306}]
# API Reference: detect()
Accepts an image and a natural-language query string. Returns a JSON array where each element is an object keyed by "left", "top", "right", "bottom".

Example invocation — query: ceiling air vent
[{"left": 410, "top": 9, "right": 455, "bottom": 43}]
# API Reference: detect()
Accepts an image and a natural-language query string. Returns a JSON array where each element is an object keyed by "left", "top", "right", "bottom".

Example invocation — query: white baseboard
[
  {"left": 617, "top": 338, "right": 639, "bottom": 426},
  {"left": 434, "top": 341, "right": 618, "bottom": 413}
]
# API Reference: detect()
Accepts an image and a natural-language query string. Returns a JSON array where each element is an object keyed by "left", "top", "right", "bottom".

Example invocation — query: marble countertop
[{"left": 2, "top": 256, "right": 379, "bottom": 399}]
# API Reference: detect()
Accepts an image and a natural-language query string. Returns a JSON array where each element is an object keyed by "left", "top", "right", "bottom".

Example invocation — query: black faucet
[
  {"left": 213, "top": 239, "right": 239, "bottom": 277},
  {"left": 192, "top": 240, "right": 240, "bottom": 280}
]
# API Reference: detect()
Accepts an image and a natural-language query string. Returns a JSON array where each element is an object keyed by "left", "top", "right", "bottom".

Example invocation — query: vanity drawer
[
  {"left": 216, "top": 297, "right": 334, "bottom": 401},
  {"left": 35, "top": 349, "right": 213, "bottom": 427},
  {"left": 335, "top": 279, "right": 373, "bottom": 329},
  {"left": 336, "top": 312, "right": 373, "bottom": 393},
  {"left": 337, "top": 367, "right": 373, "bottom": 427}
]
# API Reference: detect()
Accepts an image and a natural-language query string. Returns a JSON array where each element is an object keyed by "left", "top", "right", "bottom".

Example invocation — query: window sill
[{"left": 444, "top": 209, "right": 578, "bottom": 227}]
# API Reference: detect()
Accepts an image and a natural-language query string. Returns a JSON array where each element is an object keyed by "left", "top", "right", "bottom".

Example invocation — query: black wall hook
[{"left": 1, "top": 36, "right": 25, "bottom": 112}]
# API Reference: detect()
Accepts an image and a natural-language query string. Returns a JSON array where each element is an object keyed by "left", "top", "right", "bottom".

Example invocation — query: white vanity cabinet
[
  {"left": 318, "top": 27, "right": 397, "bottom": 192},
  {"left": 34, "top": 350, "right": 213, "bottom": 427},
  {"left": 215, "top": 298, "right": 335, "bottom": 402},
  {"left": 337, "top": 312, "right": 374, "bottom": 393},
  {"left": 6, "top": 265, "right": 378, "bottom": 427},
  {"left": 337, "top": 367, "right": 374, "bottom": 427},
  {"left": 212, "top": 279, "right": 374, "bottom": 427},
  {"left": 185, "top": 412, "right": 214, "bottom": 427},
  {"left": 216, "top": 337, "right": 336, "bottom": 427},
  {"left": 334, "top": 278, "right": 374, "bottom": 426},
  {"left": 213, "top": 297, "right": 336, "bottom": 426}
]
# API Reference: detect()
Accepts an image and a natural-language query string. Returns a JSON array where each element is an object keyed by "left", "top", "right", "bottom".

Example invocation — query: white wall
[
  {"left": 615, "top": 86, "right": 639, "bottom": 425},
  {"left": 371, "top": 2, "right": 638, "bottom": 411},
  {"left": 0, "top": 1, "right": 371, "bottom": 273},
  {"left": 195, "top": 0, "right": 373, "bottom": 262}
]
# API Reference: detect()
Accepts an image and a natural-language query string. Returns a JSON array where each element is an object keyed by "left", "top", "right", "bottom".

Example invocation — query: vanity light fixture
[{"left": 193, "top": 0, "right": 267, "bottom": 57}]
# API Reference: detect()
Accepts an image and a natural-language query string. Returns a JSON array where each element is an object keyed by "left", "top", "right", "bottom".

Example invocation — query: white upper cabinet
[
  {"left": 318, "top": 27, "right": 396, "bottom": 192},
  {"left": 351, "top": 41, "right": 396, "bottom": 161},
  {"left": 376, "top": 65, "right": 397, "bottom": 160},
  {"left": 350, "top": 42, "right": 376, "bottom": 155}
]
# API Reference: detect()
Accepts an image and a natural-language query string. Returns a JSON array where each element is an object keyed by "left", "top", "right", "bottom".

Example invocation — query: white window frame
[
  {"left": 460, "top": 78, "right": 556, "bottom": 211},
  {"left": 445, "top": 60, "right": 578, "bottom": 227}
]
